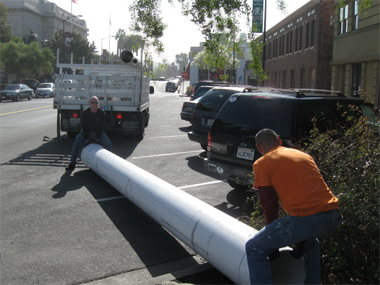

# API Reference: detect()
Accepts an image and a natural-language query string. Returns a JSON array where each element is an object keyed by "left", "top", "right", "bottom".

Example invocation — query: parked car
[
  {"left": 180, "top": 96, "right": 201, "bottom": 123},
  {"left": 35, "top": 83, "right": 56, "bottom": 98},
  {"left": 188, "top": 86, "right": 258, "bottom": 150},
  {"left": 166, "top": 82, "right": 177, "bottom": 92},
  {"left": 0, "top": 84, "right": 34, "bottom": 102},
  {"left": 191, "top": 80, "right": 230, "bottom": 95},
  {"left": 203, "top": 89, "right": 377, "bottom": 190},
  {"left": 190, "top": 86, "right": 215, "bottom": 101}
]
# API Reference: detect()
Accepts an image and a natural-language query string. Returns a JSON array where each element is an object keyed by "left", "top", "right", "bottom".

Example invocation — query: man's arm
[
  {"left": 95, "top": 110, "right": 106, "bottom": 140},
  {"left": 81, "top": 109, "right": 90, "bottom": 140},
  {"left": 257, "top": 186, "right": 279, "bottom": 225}
]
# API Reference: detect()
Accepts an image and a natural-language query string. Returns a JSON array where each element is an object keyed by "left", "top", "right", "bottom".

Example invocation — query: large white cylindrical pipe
[{"left": 81, "top": 144, "right": 305, "bottom": 284}]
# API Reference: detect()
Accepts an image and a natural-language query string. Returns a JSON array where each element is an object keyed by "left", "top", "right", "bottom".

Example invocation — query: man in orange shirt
[{"left": 245, "top": 129, "right": 342, "bottom": 284}]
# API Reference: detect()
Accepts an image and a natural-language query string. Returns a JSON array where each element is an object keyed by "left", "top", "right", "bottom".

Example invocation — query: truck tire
[{"left": 28, "top": 93, "right": 32, "bottom": 100}]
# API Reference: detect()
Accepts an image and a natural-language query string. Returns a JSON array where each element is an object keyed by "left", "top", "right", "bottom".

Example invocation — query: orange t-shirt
[{"left": 253, "top": 146, "right": 339, "bottom": 217}]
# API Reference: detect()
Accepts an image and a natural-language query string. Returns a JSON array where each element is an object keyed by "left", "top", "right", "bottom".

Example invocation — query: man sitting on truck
[{"left": 66, "top": 96, "right": 112, "bottom": 170}]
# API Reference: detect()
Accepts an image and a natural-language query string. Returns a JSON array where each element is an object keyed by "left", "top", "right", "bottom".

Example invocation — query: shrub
[{"left": 302, "top": 108, "right": 379, "bottom": 284}]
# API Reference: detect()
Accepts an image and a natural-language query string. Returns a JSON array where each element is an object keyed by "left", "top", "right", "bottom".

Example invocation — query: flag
[
  {"left": 109, "top": 18, "right": 112, "bottom": 25},
  {"left": 72, "top": 0, "right": 78, "bottom": 4}
]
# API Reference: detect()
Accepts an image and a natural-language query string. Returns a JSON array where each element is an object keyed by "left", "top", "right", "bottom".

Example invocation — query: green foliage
[
  {"left": 0, "top": 2, "right": 12, "bottom": 43},
  {"left": 0, "top": 40, "right": 55, "bottom": 80},
  {"left": 301, "top": 107, "right": 379, "bottom": 284},
  {"left": 175, "top": 53, "right": 189, "bottom": 73},
  {"left": 43, "top": 30, "right": 97, "bottom": 64},
  {"left": 248, "top": 26, "right": 269, "bottom": 81}
]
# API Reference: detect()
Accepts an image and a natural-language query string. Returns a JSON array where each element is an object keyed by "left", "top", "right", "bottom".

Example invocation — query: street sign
[{"left": 181, "top": 71, "right": 188, "bottom": 79}]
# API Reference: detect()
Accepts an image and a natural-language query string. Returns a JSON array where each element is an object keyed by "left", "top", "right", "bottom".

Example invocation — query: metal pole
[{"left": 81, "top": 144, "right": 305, "bottom": 284}]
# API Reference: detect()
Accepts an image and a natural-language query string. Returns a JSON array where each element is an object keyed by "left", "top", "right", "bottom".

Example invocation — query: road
[{"left": 0, "top": 83, "right": 252, "bottom": 284}]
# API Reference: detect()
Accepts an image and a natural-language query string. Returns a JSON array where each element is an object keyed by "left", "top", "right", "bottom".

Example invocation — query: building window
[
  {"left": 300, "top": 68, "right": 306, "bottom": 88},
  {"left": 290, "top": 70, "right": 295, "bottom": 88},
  {"left": 280, "top": 35, "right": 285, "bottom": 56},
  {"left": 282, "top": 71, "right": 287, "bottom": 88},
  {"left": 306, "top": 22, "right": 310, "bottom": 48},
  {"left": 295, "top": 29, "right": 298, "bottom": 51},
  {"left": 289, "top": 31, "right": 293, "bottom": 53},
  {"left": 353, "top": 0, "right": 359, "bottom": 30},
  {"left": 339, "top": 4, "right": 349, "bottom": 35},
  {"left": 310, "top": 67, "right": 316, "bottom": 88},
  {"left": 352, "top": 63, "right": 362, "bottom": 96},
  {"left": 310, "top": 20, "right": 315, "bottom": 47},
  {"left": 299, "top": 26, "right": 303, "bottom": 50},
  {"left": 286, "top": 33, "right": 289, "bottom": 54}
]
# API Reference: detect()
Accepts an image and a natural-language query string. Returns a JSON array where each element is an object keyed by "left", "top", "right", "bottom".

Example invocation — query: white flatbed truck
[{"left": 54, "top": 52, "right": 152, "bottom": 139}]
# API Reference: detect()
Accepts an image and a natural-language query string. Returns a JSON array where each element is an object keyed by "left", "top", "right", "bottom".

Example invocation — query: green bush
[
  {"left": 302, "top": 109, "right": 379, "bottom": 284},
  {"left": 246, "top": 105, "right": 379, "bottom": 284}
]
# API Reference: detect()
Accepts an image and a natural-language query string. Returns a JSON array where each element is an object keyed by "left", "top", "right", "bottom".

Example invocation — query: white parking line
[
  {"left": 96, "top": 196, "right": 125, "bottom": 202},
  {"left": 131, "top": 150, "right": 200, "bottom": 159},
  {"left": 178, "top": 180, "right": 226, "bottom": 189},
  {"left": 150, "top": 135, "right": 187, "bottom": 138}
]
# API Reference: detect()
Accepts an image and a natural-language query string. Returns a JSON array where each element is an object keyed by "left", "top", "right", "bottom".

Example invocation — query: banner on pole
[{"left": 252, "top": 0, "right": 264, "bottom": 33}]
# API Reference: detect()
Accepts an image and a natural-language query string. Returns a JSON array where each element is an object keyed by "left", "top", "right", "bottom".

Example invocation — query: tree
[
  {"left": 0, "top": 2, "right": 12, "bottom": 43},
  {"left": 192, "top": 45, "right": 240, "bottom": 81},
  {"left": 175, "top": 53, "right": 188, "bottom": 73},
  {"left": 43, "top": 30, "right": 97, "bottom": 64},
  {"left": 0, "top": 41, "right": 55, "bottom": 82}
]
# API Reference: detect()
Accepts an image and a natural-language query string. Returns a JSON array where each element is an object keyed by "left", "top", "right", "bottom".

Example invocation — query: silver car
[{"left": 35, "top": 83, "right": 56, "bottom": 98}]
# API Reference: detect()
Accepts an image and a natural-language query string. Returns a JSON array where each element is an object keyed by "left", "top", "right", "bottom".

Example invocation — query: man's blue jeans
[
  {"left": 245, "top": 209, "right": 342, "bottom": 284},
  {"left": 70, "top": 130, "right": 112, "bottom": 165}
]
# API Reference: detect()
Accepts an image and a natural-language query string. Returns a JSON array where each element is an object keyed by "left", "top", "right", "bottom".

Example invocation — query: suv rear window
[
  {"left": 211, "top": 95, "right": 294, "bottom": 137},
  {"left": 195, "top": 89, "right": 242, "bottom": 113}
]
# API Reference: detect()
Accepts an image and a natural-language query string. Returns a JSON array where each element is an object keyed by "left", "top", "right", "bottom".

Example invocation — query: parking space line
[
  {"left": 131, "top": 150, "right": 200, "bottom": 159},
  {"left": 179, "top": 180, "right": 226, "bottom": 189},
  {"left": 150, "top": 135, "right": 187, "bottom": 138},
  {"left": 96, "top": 196, "right": 125, "bottom": 202}
]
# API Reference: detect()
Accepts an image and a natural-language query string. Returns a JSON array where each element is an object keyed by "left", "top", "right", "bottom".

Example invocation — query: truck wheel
[
  {"left": 28, "top": 93, "right": 32, "bottom": 100},
  {"left": 136, "top": 122, "right": 145, "bottom": 140},
  {"left": 16, "top": 95, "right": 20, "bottom": 102}
]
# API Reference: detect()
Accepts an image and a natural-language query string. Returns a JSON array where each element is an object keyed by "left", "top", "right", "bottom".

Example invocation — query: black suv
[
  {"left": 203, "top": 89, "right": 377, "bottom": 190},
  {"left": 188, "top": 86, "right": 258, "bottom": 150}
]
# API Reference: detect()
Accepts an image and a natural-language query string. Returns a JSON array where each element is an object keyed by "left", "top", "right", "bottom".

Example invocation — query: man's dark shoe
[
  {"left": 290, "top": 240, "right": 306, "bottom": 259},
  {"left": 65, "top": 163, "right": 75, "bottom": 171},
  {"left": 268, "top": 249, "right": 281, "bottom": 261}
]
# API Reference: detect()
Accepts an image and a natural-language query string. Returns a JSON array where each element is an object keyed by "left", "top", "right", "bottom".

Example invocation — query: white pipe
[{"left": 81, "top": 144, "right": 305, "bottom": 284}]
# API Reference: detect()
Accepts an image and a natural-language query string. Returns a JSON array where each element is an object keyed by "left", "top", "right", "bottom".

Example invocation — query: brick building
[
  {"left": 331, "top": 0, "right": 379, "bottom": 106},
  {"left": 259, "top": 0, "right": 335, "bottom": 89}
]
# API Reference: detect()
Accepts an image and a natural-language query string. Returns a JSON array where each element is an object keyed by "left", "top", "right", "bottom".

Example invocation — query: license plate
[
  {"left": 207, "top": 118, "right": 214, "bottom": 126},
  {"left": 102, "top": 105, "right": 110, "bottom": 111},
  {"left": 70, "top": 118, "right": 81, "bottom": 125},
  {"left": 237, "top": 147, "right": 255, "bottom": 160}
]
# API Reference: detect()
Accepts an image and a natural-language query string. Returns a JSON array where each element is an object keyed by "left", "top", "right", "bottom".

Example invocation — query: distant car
[
  {"left": 166, "top": 82, "right": 177, "bottom": 92},
  {"left": 0, "top": 84, "right": 34, "bottom": 102},
  {"left": 180, "top": 96, "right": 201, "bottom": 123},
  {"left": 35, "top": 83, "right": 56, "bottom": 98}
]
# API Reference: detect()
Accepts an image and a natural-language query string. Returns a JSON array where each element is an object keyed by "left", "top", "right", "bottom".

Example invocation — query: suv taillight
[
  {"left": 116, "top": 113, "right": 122, "bottom": 120},
  {"left": 207, "top": 133, "right": 212, "bottom": 152},
  {"left": 72, "top": 112, "right": 78, "bottom": 118}
]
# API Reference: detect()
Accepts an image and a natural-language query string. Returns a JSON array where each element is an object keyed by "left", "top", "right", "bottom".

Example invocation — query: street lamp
[
  {"left": 101, "top": 36, "right": 115, "bottom": 63},
  {"left": 62, "top": 15, "right": 82, "bottom": 63}
]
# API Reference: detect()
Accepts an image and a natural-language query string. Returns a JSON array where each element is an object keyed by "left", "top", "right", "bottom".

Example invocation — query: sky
[{"left": 49, "top": 0, "right": 310, "bottom": 63}]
